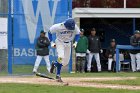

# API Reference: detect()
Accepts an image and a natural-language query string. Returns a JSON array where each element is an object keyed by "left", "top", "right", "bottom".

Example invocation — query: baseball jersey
[{"left": 49, "top": 23, "right": 80, "bottom": 42}]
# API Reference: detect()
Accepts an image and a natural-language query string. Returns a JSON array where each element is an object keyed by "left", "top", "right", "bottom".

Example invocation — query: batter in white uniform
[{"left": 48, "top": 18, "right": 80, "bottom": 82}]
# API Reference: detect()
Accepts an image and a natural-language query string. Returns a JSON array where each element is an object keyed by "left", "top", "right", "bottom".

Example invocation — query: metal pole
[
  {"left": 124, "top": 0, "right": 126, "bottom": 8},
  {"left": 68, "top": 0, "right": 72, "bottom": 18},
  {"left": 133, "top": 18, "right": 136, "bottom": 33},
  {"left": 116, "top": 47, "right": 120, "bottom": 72},
  {"left": 8, "top": 0, "right": 12, "bottom": 74},
  {"left": 68, "top": 0, "right": 73, "bottom": 73}
]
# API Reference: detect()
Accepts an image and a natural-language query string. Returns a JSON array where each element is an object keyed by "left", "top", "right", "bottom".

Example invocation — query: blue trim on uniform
[
  {"left": 56, "top": 63, "right": 62, "bottom": 76},
  {"left": 48, "top": 32, "right": 56, "bottom": 42},
  {"left": 54, "top": 61, "right": 62, "bottom": 76},
  {"left": 48, "top": 32, "right": 52, "bottom": 41},
  {"left": 75, "top": 34, "right": 80, "bottom": 42}
]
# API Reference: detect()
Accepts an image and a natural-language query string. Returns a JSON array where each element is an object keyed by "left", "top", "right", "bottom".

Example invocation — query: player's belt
[{"left": 64, "top": 41, "right": 70, "bottom": 43}]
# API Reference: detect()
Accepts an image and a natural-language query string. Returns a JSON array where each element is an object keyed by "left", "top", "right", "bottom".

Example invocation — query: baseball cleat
[
  {"left": 56, "top": 76, "right": 63, "bottom": 82},
  {"left": 33, "top": 71, "right": 38, "bottom": 74}
]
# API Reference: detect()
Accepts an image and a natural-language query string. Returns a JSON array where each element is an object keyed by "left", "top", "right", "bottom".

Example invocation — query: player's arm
[
  {"left": 44, "top": 37, "right": 50, "bottom": 47},
  {"left": 73, "top": 25, "right": 80, "bottom": 48},
  {"left": 48, "top": 24, "right": 59, "bottom": 47},
  {"left": 37, "top": 38, "right": 45, "bottom": 47}
]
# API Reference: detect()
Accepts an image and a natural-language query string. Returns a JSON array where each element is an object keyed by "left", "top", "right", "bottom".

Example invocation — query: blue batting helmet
[{"left": 64, "top": 18, "right": 75, "bottom": 30}]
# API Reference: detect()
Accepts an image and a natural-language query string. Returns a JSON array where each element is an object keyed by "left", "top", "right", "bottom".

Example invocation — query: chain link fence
[{"left": 0, "top": 0, "right": 8, "bottom": 75}]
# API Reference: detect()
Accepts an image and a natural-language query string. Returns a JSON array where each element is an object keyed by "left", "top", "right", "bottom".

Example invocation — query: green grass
[
  {"left": 2, "top": 64, "right": 140, "bottom": 78},
  {"left": 12, "top": 65, "right": 47, "bottom": 74},
  {"left": 61, "top": 72, "right": 140, "bottom": 77},
  {"left": 3, "top": 64, "right": 140, "bottom": 78},
  {"left": 0, "top": 83, "right": 140, "bottom": 93},
  {"left": 86, "top": 77, "right": 140, "bottom": 86}
]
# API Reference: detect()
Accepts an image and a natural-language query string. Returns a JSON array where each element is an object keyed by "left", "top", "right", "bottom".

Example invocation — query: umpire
[
  {"left": 33, "top": 30, "right": 51, "bottom": 73},
  {"left": 130, "top": 30, "right": 140, "bottom": 72}
]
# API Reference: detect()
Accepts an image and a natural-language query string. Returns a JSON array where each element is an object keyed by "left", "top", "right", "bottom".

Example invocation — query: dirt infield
[{"left": 0, "top": 76, "right": 139, "bottom": 90}]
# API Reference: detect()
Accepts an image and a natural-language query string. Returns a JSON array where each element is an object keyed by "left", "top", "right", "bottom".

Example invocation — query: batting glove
[
  {"left": 86, "top": 49, "right": 90, "bottom": 54},
  {"left": 51, "top": 42, "right": 56, "bottom": 48},
  {"left": 100, "top": 49, "right": 103, "bottom": 53},
  {"left": 73, "top": 42, "right": 77, "bottom": 48}
]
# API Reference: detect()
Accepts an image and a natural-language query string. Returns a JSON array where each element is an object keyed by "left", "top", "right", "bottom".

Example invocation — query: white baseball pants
[
  {"left": 130, "top": 53, "right": 140, "bottom": 72},
  {"left": 55, "top": 40, "right": 71, "bottom": 66},
  {"left": 108, "top": 54, "right": 123, "bottom": 71},
  {"left": 33, "top": 55, "right": 51, "bottom": 73},
  {"left": 108, "top": 58, "right": 113, "bottom": 71},
  {"left": 87, "top": 53, "right": 101, "bottom": 71}
]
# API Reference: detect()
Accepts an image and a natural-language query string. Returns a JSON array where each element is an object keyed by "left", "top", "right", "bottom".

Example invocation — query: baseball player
[
  {"left": 48, "top": 18, "right": 80, "bottom": 82},
  {"left": 33, "top": 30, "right": 51, "bottom": 73},
  {"left": 130, "top": 30, "right": 140, "bottom": 72}
]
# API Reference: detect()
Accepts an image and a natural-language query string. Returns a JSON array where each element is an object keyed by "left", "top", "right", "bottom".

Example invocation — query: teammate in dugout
[
  {"left": 48, "top": 18, "right": 80, "bottom": 82},
  {"left": 87, "top": 28, "right": 102, "bottom": 72},
  {"left": 106, "top": 39, "right": 116, "bottom": 71},
  {"left": 33, "top": 30, "right": 51, "bottom": 73},
  {"left": 75, "top": 29, "right": 88, "bottom": 73},
  {"left": 106, "top": 39, "right": 124, "bottom": 72},
  {"left": 130, "top": 30, "right": 140, "bottom": 72}
]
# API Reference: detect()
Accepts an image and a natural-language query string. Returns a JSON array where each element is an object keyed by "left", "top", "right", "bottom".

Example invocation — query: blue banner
[{"left": 13, "top": 0, "right": 71, "bottom": 65}]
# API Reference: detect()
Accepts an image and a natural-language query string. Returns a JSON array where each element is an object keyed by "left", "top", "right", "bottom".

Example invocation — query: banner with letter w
[{"left": 13, "top": 0, "right": 71, "bottom": 65}]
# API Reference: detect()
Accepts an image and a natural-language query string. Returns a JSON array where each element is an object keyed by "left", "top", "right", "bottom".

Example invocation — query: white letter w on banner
[{"left": 22, "top": 0, "right": 60, "bottom": 44}]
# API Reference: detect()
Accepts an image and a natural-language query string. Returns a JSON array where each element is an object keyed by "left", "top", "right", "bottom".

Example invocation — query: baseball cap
[
  {"left": 40, "top": 30, "right": 46, "bottom": 34},
  {"left": 110, "top": 39, "right": 116, "bottom": 42},
  {"left": 91, "top": 28, "right": 96, "bottom": 31},
  {"left": 134, "top": 30, "right": 140, "bottom": 34},
  {"left": 80, "top": 29, "right": 85, "bottom": 32}
]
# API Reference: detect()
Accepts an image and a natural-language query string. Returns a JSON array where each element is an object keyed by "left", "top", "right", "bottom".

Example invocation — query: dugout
[
  {"left": 73, "top": 8, "right": 140, "bottom": 71},
  {"left": 73, "top": 8, "right": 140, "bottom": 47}
]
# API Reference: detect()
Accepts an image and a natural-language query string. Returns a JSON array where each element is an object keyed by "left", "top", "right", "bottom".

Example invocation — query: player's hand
[
  {"left": 43, "top": 40, "right": 47, "bottom": 43},
  {"left": 109, "top": 54, "right": 112, "bottom": 58},
  {"left": 86, "top": 49, "right": 90, "bottom": 54},
  {"left": 100, "top": 49, "right": 103, "bottom": 53},
  {"left": 51, "top": 42, "right": 56, "bottom": 48},
  {"left": 73, "top": 42, "right": 77, "bottom": 48}
]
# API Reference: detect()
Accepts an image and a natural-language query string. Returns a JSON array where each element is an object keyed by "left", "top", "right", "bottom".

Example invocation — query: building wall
[
  {"left": 72, "top": 0, "right": 140, "bottom": 8},
  {"left": 0, "top": 0, "right": 8, "bottom": 14}
]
